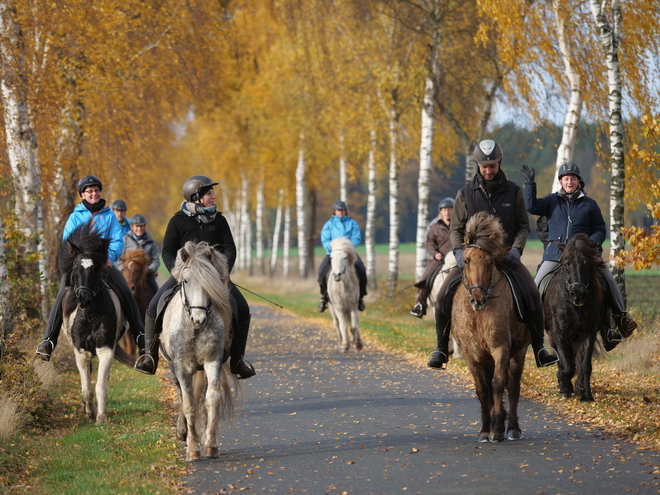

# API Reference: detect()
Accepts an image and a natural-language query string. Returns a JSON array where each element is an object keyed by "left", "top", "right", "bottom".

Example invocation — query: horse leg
[
  {"left": 94, "top": 347, "right": 114, "bottom": 424},
  {"left": 73, "top": 349, "right": 97, "bottom": 421},
  {"left": 178, "top": 372, "right": 201, "bottom": 462},
  {"left": 468, "top": 362, "right": 494, "bottom": 443},
  {"left": 488, "top": 351, "right": 508, "bottom": 443},
  {"left": 556, "top": 341, "right": 575, "bottom": 399},
  {"left": 350, "top": 310, "right": 363, "bottom": 351},
  {"left": 331, "top": 309, "right": 349, "bottom": 353},
  {"left": 203, "top": 364, "right": 222, "bottom": 458},
  {"left": 577, "top": 335, "right": 597, "bottom": 402},
  {"left": 506, "top": 351, "right": 527, "bottom": 441}
]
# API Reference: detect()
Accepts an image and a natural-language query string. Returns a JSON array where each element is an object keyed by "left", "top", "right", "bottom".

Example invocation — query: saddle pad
[
  {"left": 155, "top": 285, "right": 180, "bottom": 333},
  {"left": 538, "top": 264, "right": 562, "bottom": 299},
  {"left": 501, "top": 269, "right": 528, "bottom": 322}
]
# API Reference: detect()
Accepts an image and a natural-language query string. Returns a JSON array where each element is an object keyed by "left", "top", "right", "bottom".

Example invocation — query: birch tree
[
  {"left": 256, "top": 177, "right": 265, "bottom": 275},
  {"left": 295, "top": 137, "right": 308, "bottom": 279},
  {"left": 365, "top": 127, "right": 378, "bottom": 292},
  {"left": 270, "top": 188, "right": 284, "bottom": 277}
]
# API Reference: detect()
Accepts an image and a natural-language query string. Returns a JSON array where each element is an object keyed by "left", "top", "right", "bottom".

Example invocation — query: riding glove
[
  {"left": 504, "top": 247, "right": 521, "bottom": 265},
  {"left": 520, "top": 164, "right": 535, "bottom": 183},
  {"left": 454, "top": 248, "right": 464, "bottom": 268}
]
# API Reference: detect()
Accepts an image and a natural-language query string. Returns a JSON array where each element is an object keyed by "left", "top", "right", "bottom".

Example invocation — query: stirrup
[
  {"left": 410, "top": 303, "right": 423, "bottom": 318},
  {"left": 134, "top": 354, "right": 157, "bottom": 375},
  {"left": 36, "top": 339, "right": 54, "bottom": 362},
  {"left": 318, "top": 298, "right": 328, "bottom": 313},
  {"left": 606, "top": 328, "right": 623, "bottom": 343},
  {"left": 535, "top": 347, "right": 559, "bottom": 367},
  {"left": 427, "top": 350, "right": 448, "bottom": 370},
  {"left": 231, "top": 358, "right": 256, "bottom": 380},
  {"left": 358, "top": 299, "right": 365, "bottom": 312}
]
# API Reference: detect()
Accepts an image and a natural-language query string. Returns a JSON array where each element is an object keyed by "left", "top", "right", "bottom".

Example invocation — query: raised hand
[{"left": 520, "top": 164, "right": 535, "bottom": 183}]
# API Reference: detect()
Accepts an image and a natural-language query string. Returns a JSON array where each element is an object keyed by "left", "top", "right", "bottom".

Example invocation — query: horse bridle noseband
[
  {"left": 74, "top": 267, "right": 108, "bottom": 299},
  {"left": 180, "top": 276, "right": 212, "bottom": 317},
  {"left": 561, "top": 262, "right": 592, "bottom": 294},
  {"left": 461, "top": 243, "right": 502, "bottom": 298}
]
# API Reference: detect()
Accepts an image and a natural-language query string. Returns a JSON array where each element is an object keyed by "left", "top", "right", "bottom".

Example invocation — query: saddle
[
  {"left": 416, "top": 261, "right": 445, "bottom": 293},
  {"left": 501, "top": 268, "right": 531, "bottom": 322},
  {"left": 538, "top": 262, "right": 609, "bottom": 300},
  {"left": 154, "top": 284, "right": 180, "bottom": 334}
]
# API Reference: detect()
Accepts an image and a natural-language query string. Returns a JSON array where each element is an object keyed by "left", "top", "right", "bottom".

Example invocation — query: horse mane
[
  {"left": 463, "top": 212, "right": 508, "bottom": 260},
  {"left": 560, "top": 233, "right": 607, "bottom": 270},
  {"left": 330, "top": 237, "right": 357, "bottom": 265},
  {"left": 172, "top": 242, "right": 233, "bottom": 345},
  {"left": 59, "top": 221, "right": 110, "bottom": 275}
]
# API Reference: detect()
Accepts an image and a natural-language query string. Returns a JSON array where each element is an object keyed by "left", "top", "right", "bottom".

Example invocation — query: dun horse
[
  {"left": 327, "top": 237, "right": 363, "bottom": 352},
  {"left": 542, "top": 233, "right": 608, "bottom": 402},
  {"left": 119, "top": 249, "right": 154, "bottom": 355},
  {"left": 160, "top": 241, "right": 239, "bottom": 462},
  {"left": 451, "top": 212, "right": 530, "bottom": 443},
  {"left": 60, "top": 224, "right": 136, "bottom": 424}
]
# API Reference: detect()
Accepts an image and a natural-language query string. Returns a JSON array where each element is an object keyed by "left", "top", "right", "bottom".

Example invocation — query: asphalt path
[{"left": 182, "top": 305, "right": 660, "bottom": 494}]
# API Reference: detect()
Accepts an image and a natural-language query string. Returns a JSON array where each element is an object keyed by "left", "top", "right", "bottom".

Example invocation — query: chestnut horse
[
  {"left": 543, "top": 233, "right": 608, "bottom": 402},
  {"left": 451, "top": 212, "right": 530, "bottom": 443},
  {"left": 119, "top": 249, "right": 154, "bottom": 355}
]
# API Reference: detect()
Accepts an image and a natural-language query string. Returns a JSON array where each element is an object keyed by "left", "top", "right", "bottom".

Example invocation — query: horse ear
[
  {"left": 556, "top": 241, "right": 566, "bottom": 251},
  {"left": 179, "top": 247, "right": 190, "bottom": 262}
]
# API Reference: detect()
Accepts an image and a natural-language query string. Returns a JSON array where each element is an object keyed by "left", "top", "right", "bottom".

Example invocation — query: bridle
[
  {"left": 179, "top": 271, "right": 212, "bottom": 317},
  {"left": 73, "top": 261, "right": 107, "bottom": 299},
  {"left": 561, "top": 260, "right": 592, "bottom": 294},
  {"left": 461, "top": 243, "right": 503, "bottom": 298}
]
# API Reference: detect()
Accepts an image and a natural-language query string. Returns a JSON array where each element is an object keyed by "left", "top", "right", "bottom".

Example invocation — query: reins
[
  {"left": 561, "top": 262, "right": 592, "bottom": 294},
  {"left": 74, "top": 268, "right": 108, "bottom": 299},
  {"left": 180, "top": 274, "right": 212, "bottom": 317},
  {"left": 461, "top": 243, "right": 504, "bottom": 299}
]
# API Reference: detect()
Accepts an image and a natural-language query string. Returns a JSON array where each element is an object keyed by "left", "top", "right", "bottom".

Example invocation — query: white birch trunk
[
  {"left": 220, "top": 182, "right": 236, "bottom": 232},
  {"left": 590, "top": 0, "right": 626, "bottom": 293},
  {"left": 0, "top": 218, "right": 11, "bottom": 341},
  {"left": 552, "top": 0, "right": 583, "bottom": 192},
  {"left": 365, "top": 128, "right": 378, "bottom": 293},
  {"left": 295, "top": 136, "right": 308, "bottom": 279},
  {"left": 283, "top": 205, "right": 291, "bottom": 279},
  {"left": 415, "top": 76, "right": 434, "bottom": 280},
  {"left": 238, "top": 176, "right": 249, "bottom": 272},
  {"left": 270, "top": 189, "right": 284, "bottom": 277},
  {"left": 387, "top": 111, "right": 400, "bottom": 296},
  {"left": 256, "top": 178, "right": 265, "bottom": 275},
  {"left": 339, "top": 131, "right": 347, "bottom": 202}
]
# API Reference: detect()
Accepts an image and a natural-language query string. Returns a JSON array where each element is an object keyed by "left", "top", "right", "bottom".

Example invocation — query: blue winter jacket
[
  {"left": 118, "top": 219, "right": 131, "bottom": 237},
  {"left": 63, "top": 202, "right": 125, "bottom": 264},
  {"left": 321, "top": 215, "right": 362, "bottom": 254},
  {"left": 524, "top": 181, "right": 607, "bottom": 262}
]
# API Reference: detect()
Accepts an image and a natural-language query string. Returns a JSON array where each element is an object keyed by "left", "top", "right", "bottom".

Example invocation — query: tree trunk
[
  {"left": 0, "top": 216, "right": 11, "bottom": 351},
  {"left": 552, "top": 0, "right": 583, "bottom": 193},
  {"left": 270, "top": 188, "right": 284, "bottom": 277},
  {"left": 295, "top": 136, "right": 308, "bottom": 279},
  {"left": 590, "top": 0, "right": 626, "bottom": 297},
  {"left": 415, "top": 76, "right": 435, "bottom": 280},
  {"left": 387, "top": 110, "right": 400, "bottom": 296},
  {"left": 365, "top": 128, "right": 378, "bottom": 293},
  {"left": 256, "top": 178, "right": 265, "bottom": 275},
  {"left": 283, "top": 205, "right": 291, "bottom": 279},
  {"left": 305, "top": 189, "right": 316, "bottom": 277},
  {"left": 339, "top": 130, "right": 347, "bottom": 202}
]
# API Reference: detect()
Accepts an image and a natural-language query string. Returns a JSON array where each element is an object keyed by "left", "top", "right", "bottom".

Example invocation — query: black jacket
[{"left": 161, "top": 211, "right": 237, "bottom": 274}]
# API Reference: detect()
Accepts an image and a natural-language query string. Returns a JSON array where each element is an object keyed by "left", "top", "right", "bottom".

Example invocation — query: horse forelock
[
  {"left": 331, "top": 237, "right": 356, "bottom": 264},
  {"left": 59, "top": 222, "right": 110, "bottom": 275},
  {"left": 464, "top": 212, "right": 507, "bottom": 259},
  {"left": 563, "top": 234, "right": 606, "bottom": 269}
]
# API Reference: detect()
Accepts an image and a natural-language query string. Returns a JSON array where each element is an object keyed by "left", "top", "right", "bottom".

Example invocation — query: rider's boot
[
  {"left": 358, "top": 299, "right": 365, "bottom": 312},
  {"left": 36, "top": 284, "right": 68, "bottom": 361},
  {"left": 230, "top": 315, "right": 256, "bottom": 379},
  {"left": 318, "top": 294, "right": 328, "bottom": 313},
  {"left": 427, "top": 308, "right": 451, "bottom": 370},
  {"left": 529, "top": 308, "right": 559, "bottom": 367},
  {"left": 410, "top": 290, "right": 424, "bottom": 318},
  {"left": 134, "top": 314, "right": 159, "bottom": 375},
  {"left": 613, "top": 311, "right": 638, "bottom": 339}
]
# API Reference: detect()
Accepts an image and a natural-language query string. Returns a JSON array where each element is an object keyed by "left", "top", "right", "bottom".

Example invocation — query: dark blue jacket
[{"left": 524, "top": 181, "right": 607, "bottom": 262}]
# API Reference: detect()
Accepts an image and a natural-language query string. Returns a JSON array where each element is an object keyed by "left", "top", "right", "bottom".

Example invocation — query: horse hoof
[
  {"left": 95, "top": 414, "right": 108, "bottom": 425},
  {"left": 507, "top": 429, "right": 522, "bottom": 441},
  {"left": 204, "top": 447, "right": 219, "bottom": 458},
  {"left": 355, "top": 341, "right": 363, "bottom": 351},
  {"left": 559, "top": 393, "right": 572, "bottom": 399},
  {"left": 477, "top": 433, "right": 490, "bottom": 443},
  {"left": 580, "top": 396, "right": 595, "bottom": 402},
  {"left": 489, "top": 433, "right": 505, "bottom": 443},
  {"left": 186, "top": 451, "right": 201, "bottom": 462}
]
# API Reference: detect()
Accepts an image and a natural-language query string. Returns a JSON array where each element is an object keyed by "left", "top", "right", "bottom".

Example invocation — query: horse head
[
  {"left": 462, "top": 212, "right": 507, "bottom": 312},
  {"left": 120, "top": 249, "right": 150, "bottom": 294},
  {"left": 559, "top": 234, "right": 604, "bottom": 307},
  {"left": 60, "top": 223, "right": 110, "bottom": 310},
  {"left": 330, "top": 237, "right": 356, "bottom": 282}
]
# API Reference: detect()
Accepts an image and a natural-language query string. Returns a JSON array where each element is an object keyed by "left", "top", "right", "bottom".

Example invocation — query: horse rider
[
  {"left": 134, "top": 175, "right": 256, "bottom": 379},
  {"left": 410, "top": 197, "right": 454, "bottom": 318},
  {"left": 111, "top": 199, "right": 131, "bottom": 236},
  {"left": 317, "top": 200, "right": 368, "bottom": 313},
  {"left": 428, "top": 139, "right": 560, "bottom": 370},
  {"left": 115, "top": 213, "right": 161, "bottom": 297},
  {"left": 521, "top": 162, "right": 638, "bottom": 349},
  {"left": 36, "top": 175, "right": 146, "bottom": 361}
]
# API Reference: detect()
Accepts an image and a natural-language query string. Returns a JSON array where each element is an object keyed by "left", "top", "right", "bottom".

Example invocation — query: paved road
[{"left": 183, "top": 305, "right": 660, "bottom": 494}]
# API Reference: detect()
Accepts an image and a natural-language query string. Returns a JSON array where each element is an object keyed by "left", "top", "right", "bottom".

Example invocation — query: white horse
[
  {"left": 327, "top": 237, "right": 363, "bottom": 352},
  {"left": 429, "top": 250, "right": 462, "bottom": 359},
  {"left": 161, "top": 241, "right": 239, "bottom": 462}
]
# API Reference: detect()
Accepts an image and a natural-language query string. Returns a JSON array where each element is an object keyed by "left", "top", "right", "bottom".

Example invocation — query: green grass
[{"left": 4, "top": 363, "right": 183, "bottom": 494}]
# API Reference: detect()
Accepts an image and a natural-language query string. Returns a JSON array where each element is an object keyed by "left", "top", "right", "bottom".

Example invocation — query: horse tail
[
  {"left": 114, "top": 342, "right": 137, "bottom": 367},
  {"left": 220, "top": 362, "right": 240, "bottom": 420}
]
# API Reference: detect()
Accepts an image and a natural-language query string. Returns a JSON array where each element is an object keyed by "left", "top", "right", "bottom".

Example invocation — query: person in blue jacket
[
  {"left": 317, "top": 200, "right": 368, "bottom": 312},
  {"left": 522, "top": 162, "right": 638, "bottom": 347},
  {"left": 36, "top": 175, "right": 146, "bottom": 361},
  {"left": 111, "top": 199, "right": 131, "bottom": 236}
]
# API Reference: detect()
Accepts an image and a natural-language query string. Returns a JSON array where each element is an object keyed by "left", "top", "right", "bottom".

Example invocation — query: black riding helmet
[
  {"left": 111, "top": 199, "right": 128, "bottom": 211},
  {"left": 438, "top": 197, "right": 455, "bottom": 210},
  {"left": 78, "top": 175, "right": 103, "bottom": 195},
  {"left": 183, "top": 175, "right": 219, "bottom": 203},
  {"left": 473, "top": 139, "right": 503, "bottom": 165},
  {"left": 332, "top": 200, "right": 348, "bottom": 211},
  {"left": 558, "top": 162, "right": 585, "bottom": 189},
  {"left": 130, "top": 214, "right": 147, "bottom": 225}
]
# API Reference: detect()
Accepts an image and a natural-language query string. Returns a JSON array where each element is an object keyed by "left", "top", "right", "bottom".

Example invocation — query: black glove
[
  {"left": 504, "top": 247, "right": 521, "bottom": 265},
  {"left": 521, "top": 164, "right": 535, "bottom": 183},
  {"left": 454, "top": 248, "right": 464, "bottom": 268}
]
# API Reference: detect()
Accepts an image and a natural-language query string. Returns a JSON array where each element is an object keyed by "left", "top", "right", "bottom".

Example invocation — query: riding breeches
[
  {"left": 318, "top": 254, "right": 368, "bottom": 299},
  {"left": 534, "top": 260, "right": 561, "bottom": 287}
]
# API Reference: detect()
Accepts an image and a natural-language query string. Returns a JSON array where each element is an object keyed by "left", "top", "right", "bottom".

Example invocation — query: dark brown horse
[
  {"left": 452, "top": 212, "right": 530, "bottom": 443},
  {"left": 543, "top": 233, "right": 608, "bottom": 402},
  {"left": 119, "top": 249, "right": 154, "bottom": 355}
]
